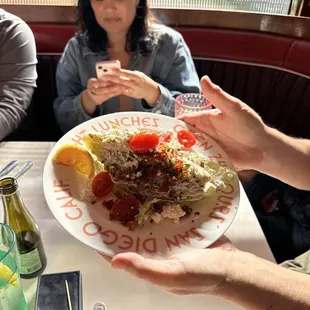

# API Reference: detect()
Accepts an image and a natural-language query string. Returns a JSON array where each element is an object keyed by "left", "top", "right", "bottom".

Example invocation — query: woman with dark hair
[{"left": 54, "top": 0, "right": 200, "bottom": 133}]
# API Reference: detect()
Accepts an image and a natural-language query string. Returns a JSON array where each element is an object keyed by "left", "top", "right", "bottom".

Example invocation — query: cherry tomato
[
  {"left": 177, "top": 130, "right": 196, "bottom": 149},
  {"left": 161, "top": 132, "right": 173, "bottom": 143},
  {"left": 129, "top": 132, "right": 159, "bottom": 153},
  {"left": 92, "top": 172, "right": 114, "bottom": 198},
  {"left": 110, "top": 196, "right": 140, "bottom": 222}
]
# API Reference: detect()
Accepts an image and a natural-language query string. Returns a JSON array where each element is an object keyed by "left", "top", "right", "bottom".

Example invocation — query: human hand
[
  {"left": 110, "top": 236, "right": 236, "bottom": 296},
  {"left": 81, "top": 78, "right": 123, "bottom": 115},
  {"left": 102, "top": 69, "right": 161, "bottom": 106},
  {"left": 87, "top": 78, "right": 123, "bottom": 105},
  {"left": 179, "top": 76, "right": 269, "bottom": 171}
]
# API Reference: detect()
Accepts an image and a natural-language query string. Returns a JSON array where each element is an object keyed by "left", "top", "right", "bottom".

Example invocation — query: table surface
[{"left": 0, "top": 141, "right": 275, "bottom": 310}]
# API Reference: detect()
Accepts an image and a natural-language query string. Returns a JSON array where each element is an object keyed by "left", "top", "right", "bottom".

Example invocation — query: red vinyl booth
[{"left": 8, "top": 23, "right": 310, "bottom": 141}]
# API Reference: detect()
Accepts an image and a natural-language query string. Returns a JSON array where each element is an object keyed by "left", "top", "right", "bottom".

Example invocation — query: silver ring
[{"left": 90, "top": 87, "right": 97, "bottom": 96}]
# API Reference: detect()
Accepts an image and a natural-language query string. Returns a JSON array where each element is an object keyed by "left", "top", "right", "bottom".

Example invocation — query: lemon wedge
[
  {"left": 0, "top": 264, "right": 18, "bottom": 288},
  {"left": 53, "top": 144, "right": 95, "bottom": 178}
]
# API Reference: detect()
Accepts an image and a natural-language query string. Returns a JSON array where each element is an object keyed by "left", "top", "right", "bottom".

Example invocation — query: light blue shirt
[{"left": 54, "top": 24, "right": 200, "bottom": 133}]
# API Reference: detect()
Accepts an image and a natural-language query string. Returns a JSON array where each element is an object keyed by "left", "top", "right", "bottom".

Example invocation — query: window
[
  {"left": 0, "top": 0, "right": 295, "bottom": 15},
  {"left": 150, "top": 0, "right": 293, "bottom": 15}
]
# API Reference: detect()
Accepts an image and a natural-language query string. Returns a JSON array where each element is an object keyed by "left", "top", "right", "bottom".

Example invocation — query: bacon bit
[
  {"left": 133, "top": 193, "right": 146, "bottom": 204},
  {"left": 200, "top": 162, "right": 205, "bottom": 168},
  {"left": 160, "top": 179, "right": 170, "bottom": 192},
  {"left": 182, "top": 205, "right": 193, "bottom": 218},
  {"left": 160, "top": 132, "right": 173, "bottom": 143},
  {"left": 123, "top": 220, "right": 138, "bottom": 231},
  {"left": 115, "top": 191, "right": 127, "bottom": 199},
  {"left": 110, "top": 196, "right": 140, "bottom": 223},
  {"left": 152, "top": 201, "right": 164, "bottom": 213},
  {"left": 175, "top": 160, "right": 184, "bottom": 170},
  {"left": 157, "top": 144, "right": 169, "bottom": 154},
  {"left": 103, "top": 199, "right": 114, "bottom": 210}
]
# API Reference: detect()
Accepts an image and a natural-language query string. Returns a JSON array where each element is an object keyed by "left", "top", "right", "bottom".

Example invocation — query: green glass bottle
[{"left": 0, "top": 177, "right": 47, "bottom": 279}]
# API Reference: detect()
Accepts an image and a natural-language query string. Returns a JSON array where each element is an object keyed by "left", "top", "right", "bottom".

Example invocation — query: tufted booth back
[{"left": 6, "top": 24, "right": 310, "bottom": 141}]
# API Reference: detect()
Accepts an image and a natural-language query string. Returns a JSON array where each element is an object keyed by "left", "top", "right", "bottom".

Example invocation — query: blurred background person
[
  {"left": 54, "top": 0, "right": 200, "bottom": 133},
  {"left": 0, "top": 8, "right": 37, "bottom": 141}
]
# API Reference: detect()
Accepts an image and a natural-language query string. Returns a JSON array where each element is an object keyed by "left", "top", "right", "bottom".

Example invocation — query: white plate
[{"left": 43, "top": 112, "right": 240, "bottom": 258}]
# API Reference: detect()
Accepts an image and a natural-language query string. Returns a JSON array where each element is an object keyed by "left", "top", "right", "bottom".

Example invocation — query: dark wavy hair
[{"left": 76, "top": 0, "right": 155, "bottom": 56}]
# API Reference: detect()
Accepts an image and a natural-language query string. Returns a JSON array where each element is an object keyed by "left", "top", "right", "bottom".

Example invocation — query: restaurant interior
[{"left": 0, "top": 1, "right": 309, "bottom": 309}]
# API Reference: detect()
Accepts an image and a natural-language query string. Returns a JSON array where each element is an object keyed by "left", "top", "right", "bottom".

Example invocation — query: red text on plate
[
  {"left": 208, "top": 153, "right": 228, "bottom": 167},
  {"left": 53, "top": 179, "right": 82, "bottom": 220},
  {"left": 82, "top": 222, "right": 157, "bottom": 254},
  {"left": 71, "top": 117, "right": 160, "bottom": 145},
  {"left": 165, "top": 227, "right": 205, "bottom": 251},
  {"left": 208, "top": 184, "right": 235, "bottom": 223}
]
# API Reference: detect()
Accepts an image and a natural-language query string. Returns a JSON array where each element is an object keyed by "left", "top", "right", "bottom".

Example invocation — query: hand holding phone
[
  {"left": 96, "top": 60, "right": 121, "bottom": 80},
  {"left": 82, "top": 60, "right": 122, "bottom": 114}
]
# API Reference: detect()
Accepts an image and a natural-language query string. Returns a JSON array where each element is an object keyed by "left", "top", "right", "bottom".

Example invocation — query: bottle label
[{"left": 19, "top": 248, "right": 42, "bottom": 275}]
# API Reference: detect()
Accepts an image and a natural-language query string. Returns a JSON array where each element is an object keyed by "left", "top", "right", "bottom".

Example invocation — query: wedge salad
[{"left": 53, "top": 127, "right": 235, "bottom": 230}]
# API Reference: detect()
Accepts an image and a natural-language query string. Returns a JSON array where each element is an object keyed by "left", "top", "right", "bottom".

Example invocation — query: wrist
[
  {"left": 246, "top": 124, "right": 278, "bottom": 173},
  {"left": 258, "top": 125, "right": 296, "bottom": 178},
  {"left": 215, "top": 249, "right": 257, "bottom": 299},
  {"left": 201, "top": 247, "right": 240, "bottom": 298},
  {"left": 82, "top": 90, "right": 97, "bottom": 116},
  {"left": 144, "top": 83, "right": 161, "bottom": 106}
]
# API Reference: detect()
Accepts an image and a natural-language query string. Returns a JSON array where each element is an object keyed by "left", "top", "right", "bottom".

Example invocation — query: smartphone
[
  {"left": 35, "top": 271, "right": 83, "bottom": 310},
  {"left": 96, "top": 60, "right": 121, "bottom": 79}
]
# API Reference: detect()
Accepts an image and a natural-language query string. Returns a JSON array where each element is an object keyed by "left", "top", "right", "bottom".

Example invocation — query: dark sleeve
[{"left": 0, "top": 16, "right": 37, "bottom": 140}]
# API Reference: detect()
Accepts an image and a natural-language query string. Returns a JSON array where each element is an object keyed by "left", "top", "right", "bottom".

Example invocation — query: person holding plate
[
  {"left": 53, "top": 0, "right": 200, "bottom": 134},
  {"left": 108, "top": 76, "right": 310, "bottom": 309}
]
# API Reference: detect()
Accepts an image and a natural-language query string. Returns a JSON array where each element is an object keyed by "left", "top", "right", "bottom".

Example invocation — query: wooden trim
[
  {"left": 3, "top": 5, "right": 310, "bottom": 40},
  {"left": 3, "top": 5, "right": 77, "bottom": 23}
]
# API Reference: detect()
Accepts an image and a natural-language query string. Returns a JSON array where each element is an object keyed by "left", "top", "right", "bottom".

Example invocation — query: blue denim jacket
[{"left": 54, "top": 24, "right": 200, "bottom": 133}]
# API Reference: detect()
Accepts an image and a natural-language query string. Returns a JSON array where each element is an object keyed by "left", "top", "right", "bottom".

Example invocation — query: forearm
[
  {"left": 260, "top": 127, "right": 310, "bottom": 190},
  {"left": 217, "top": 250, "right": 310, "bottom": 310},
  {"left": 0, "top": 85, "right": 34, "bottom": 140},
  {"left": 0, "top": 115, "right": 17, "bottom": 140}
]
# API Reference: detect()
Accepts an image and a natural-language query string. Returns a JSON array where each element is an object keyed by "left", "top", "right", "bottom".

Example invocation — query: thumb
[
  {"left": 209, "top": 235, "right": 234, "bottom": 250},
  {"left": 201, "top": 76, "right": 242, "bottom": 113},
  {"left": 111, "top": 252, "right": 181, "bottom": 287},
  {"left": 177, "top": 112, "right": 199, "bottom": 127}
]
